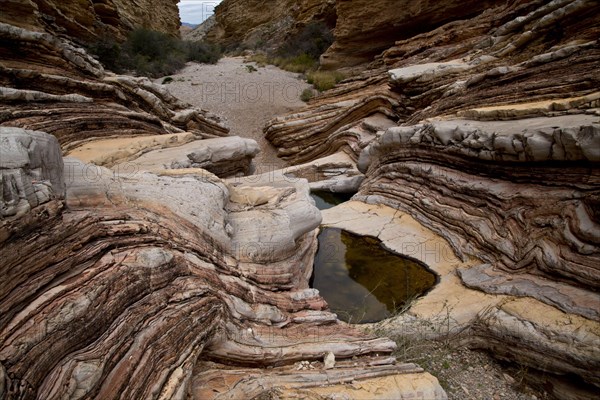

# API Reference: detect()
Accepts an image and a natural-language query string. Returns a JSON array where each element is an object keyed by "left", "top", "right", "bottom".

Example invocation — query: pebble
[{"left": 324, "top": 352, "right": 336, "bottom": 370}]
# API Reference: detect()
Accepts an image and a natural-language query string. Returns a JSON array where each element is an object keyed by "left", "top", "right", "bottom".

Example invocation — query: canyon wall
[
  {"left": 200, "top": 0, "right": 504, "bottom": 69},
  {"left": 0, "top": 0, "right": 181, "bottom": 41},
  {"left": 320, "top": 0, "right": 501, "bottom": 70},
  {"left": 265, "top": 0, "right": 600, "bottom": 395},
  {"left": 199, "top": 0, "right": 336, "bottom": 50}
]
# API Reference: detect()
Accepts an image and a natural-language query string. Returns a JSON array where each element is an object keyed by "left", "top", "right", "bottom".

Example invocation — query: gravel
[
  {"left": 394, "top": 339, "right": 550, "bottom": 400},
  {"left": 156, "top": 57, "right": 311, "bottom": 171}
]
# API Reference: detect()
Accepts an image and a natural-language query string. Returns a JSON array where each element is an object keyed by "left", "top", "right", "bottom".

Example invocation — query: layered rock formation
[
  {"left": 197, "top": 0, "right": 336, "bottom": 50},
  {"left": 201, "top": 0, "right": 509, "bottom": 70},
  {"left": 0, "top": 127, "right": 448, "bottom": 399},
  {"left": 2, "top": 0, "right": 599, "bottom": 397},
  {"left": 264, "top": 0, "right": 600, "bottom": 394},
  {"left": 0, "top": 22, "right": 229, "bottom": 155},
  {"left": 0, "top": 1, "right": 450, "bottom": 398},
  {"left": 320, "top": 0, "right": 501, "bottom": 70},
  {"left": 320, "top": 200, "right": 600, "bottom": 398},
  {"left": 0, "top": 0, "right": 180, "bottom": 41},
  {"left": 357, "top": 116, "right": 600, "bottom": 318},
  {"left": 266, "top": 0, "right": 600, "bottom": 164}
]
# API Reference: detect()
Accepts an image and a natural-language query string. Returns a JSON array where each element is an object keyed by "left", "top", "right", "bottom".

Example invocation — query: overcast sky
[{"left": 178, "top": 1, "right": 223, "bottom": 24}]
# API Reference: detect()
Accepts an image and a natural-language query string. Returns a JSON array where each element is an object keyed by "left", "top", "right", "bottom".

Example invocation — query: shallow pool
[
  {"left": 311, "top": 228, "right": 437, "bottom": 323},
  {"left": 310, "top": 191, "right": 354, "bottom": 210}
]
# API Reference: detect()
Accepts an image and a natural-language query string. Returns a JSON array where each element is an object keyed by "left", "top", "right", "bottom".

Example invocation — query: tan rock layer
[
  {"left": 202, "top": 0, "right": 336, "bottom": 50},
  {"left": 0, "top": 129, "right": 411, "bottom": 399},
  {"left": 192, "top": 363, "right": 446, "bottom": 400},
  {"left": 320, "top": 0, "right": 501, "bottom": 71},
  {"left": 466, "top": 300, "right": 600, "bottom": 388}
]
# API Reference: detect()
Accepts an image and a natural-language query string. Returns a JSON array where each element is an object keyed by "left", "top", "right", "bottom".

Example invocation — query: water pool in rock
[
  {"left": 311, "top": 228, "right": 437, "bottom": 323},
  {"left": 310, "top": 191, "right": 354, "bottom": 210}
]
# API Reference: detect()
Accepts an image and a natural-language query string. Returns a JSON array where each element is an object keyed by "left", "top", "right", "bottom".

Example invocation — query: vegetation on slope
[
  {"left": 89, "top": 28, "right": 222, "bottom": 78},
  {"left": 245, "top": 22, "right": 345, "bottom": 97}
]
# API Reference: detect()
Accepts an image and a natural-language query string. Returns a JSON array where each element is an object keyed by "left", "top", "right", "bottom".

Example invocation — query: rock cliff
[
  {"left": 265, "top": 0, "right": 600, "bottom": 394},
  {"left": 0, "top": 0, "right": 180, "bottom": 41},
  {"left": 197, "top": 0, "right": 336, "bottom": 50},
  {"left": 320, "top": 0, "right": 501, "bottom": 70},
  {"left": 200, "top": 0, "right": 504, "bottom": 69}
]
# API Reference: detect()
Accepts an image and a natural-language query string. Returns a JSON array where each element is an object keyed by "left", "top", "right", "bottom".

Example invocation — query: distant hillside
[
  {"left": 181, "top": 22, "right": 199, "bottom": 28},
  {"left": 184, "top": 15, "right": 216, "bottom": 41}
]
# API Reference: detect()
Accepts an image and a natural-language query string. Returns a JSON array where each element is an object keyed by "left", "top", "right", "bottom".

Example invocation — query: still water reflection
[{"left": 311, "top": 228, "right": 436, "bottom": 323}]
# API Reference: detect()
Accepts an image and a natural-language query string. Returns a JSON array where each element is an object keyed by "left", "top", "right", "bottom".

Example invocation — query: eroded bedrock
[
  {"left": 67, "top": 133, "right": 261, "bottom": 178},
  {"left": 357, "top": 116, "right": 600, "bottom": 317},
  {"left": 261, "top": 1, "right": 600, "bottom": 392},
  {"left": 0, "top": 127, "right": 447, "bottom": 399},
  {"left": 0, "top": 23, "right": 228, "bottom": 152},
  {"left": 321, "top": 201, "right": 600, "bottom": 392},
  {"left": 265, "top": 0, "right": 599, "bottom": 165},
  {"left": 350, "top": 115, "right": 600, "bottom": 389}
]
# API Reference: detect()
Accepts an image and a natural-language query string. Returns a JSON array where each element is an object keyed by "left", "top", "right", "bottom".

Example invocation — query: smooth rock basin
[{"left": 311, "top": 227, "right": 437, "bottom": 323}]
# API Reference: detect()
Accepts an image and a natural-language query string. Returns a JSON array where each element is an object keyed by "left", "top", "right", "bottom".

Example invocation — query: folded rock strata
[
  {"left": 263, "top": 0, "right": 600, "bottom": 393},
  {"left": 0, "top": 23, "right": 229, "bottom": 154},
  {"left": 320, "top": 201, "right": 600, "bottom": 390},
  {"left": 0, "top": 127, "right": 446, "bottom": 399},
  {"left": 193, "top": 363, "right": 446, "bottom": 400},
  {"left": 265, "top": 0, "right": 599, "bottom": 164},
  {"left": 356, "top": 116, "right": 600, "bottom": 317}
]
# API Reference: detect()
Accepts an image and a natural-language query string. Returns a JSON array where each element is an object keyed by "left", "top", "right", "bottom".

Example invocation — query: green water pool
[{"left": 311, "top": 227, "right": 437, "bottom": 323}]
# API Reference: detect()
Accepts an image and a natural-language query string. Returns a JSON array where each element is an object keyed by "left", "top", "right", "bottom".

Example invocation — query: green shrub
[
  {"left": 306, "top": 71, "right": 345, "bottom": 91},
  {"left": 89, "top": 28, "right": 222, "bottom": 78},
  {"left": 162, "top": 76, "right": 173, "bottom": 84},
  {"left": 278, "top": 53, "right": 317, "bottom": 73},
  {"left": 246, "top": 53, "right": 268, "bottom": 67},
  {"left": 245, "top": 64, "right": 258, "bottom": 73},
  {"left": 185, "top": 41, "right": 222, "bottom": 64},
  {"left": 300, "top": 88, "right": 315, "bottom": 102},
  {"left": 243, "top": 22, "right": 333, "bottom": 75}
]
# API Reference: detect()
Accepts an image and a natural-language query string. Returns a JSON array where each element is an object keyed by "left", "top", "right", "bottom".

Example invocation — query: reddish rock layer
[
  {"left": 0, "top": 129, "right": 421, "bottom": 399},
  {"left": 264, "top": 0, "right": 600, "bottom": 392}
]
